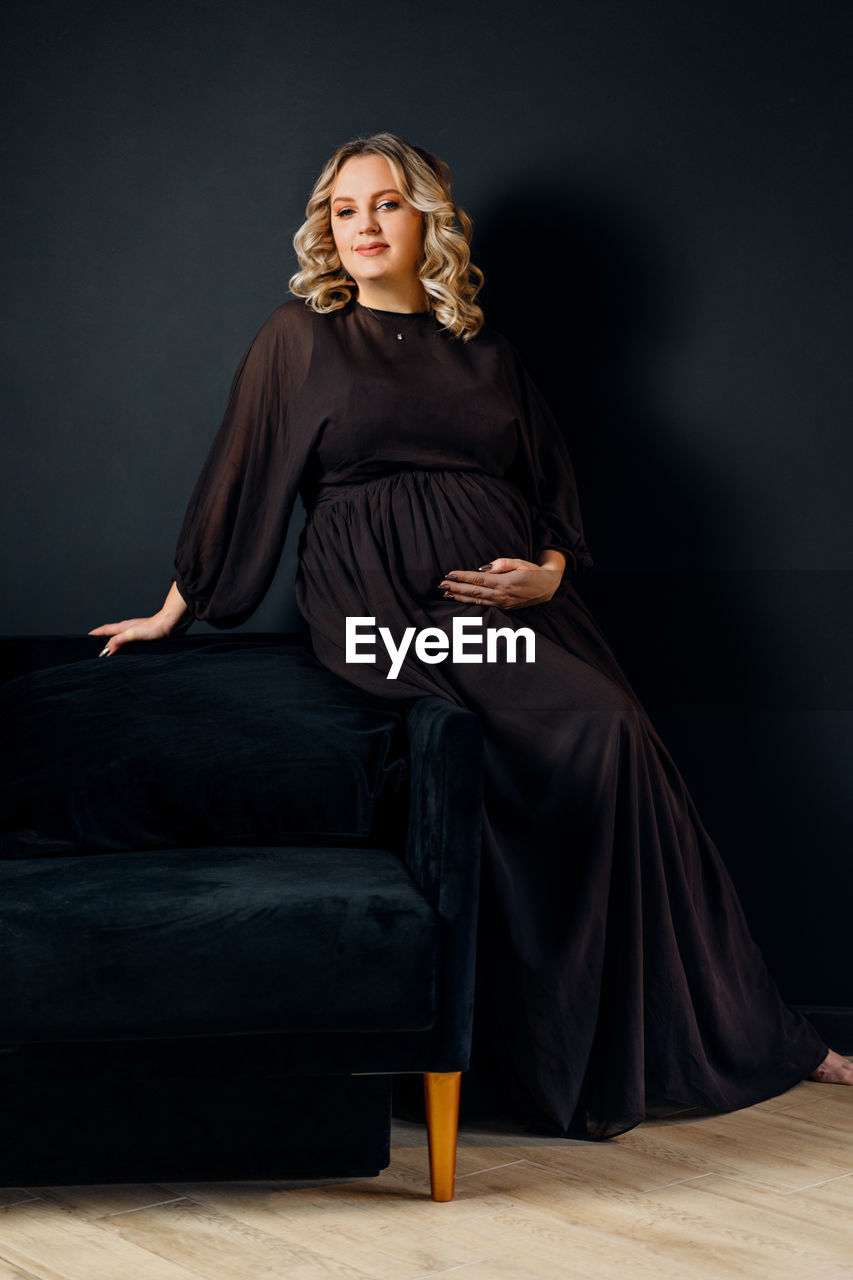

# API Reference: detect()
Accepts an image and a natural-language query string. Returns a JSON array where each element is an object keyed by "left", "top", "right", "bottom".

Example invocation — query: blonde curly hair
[{"left": 289, "top": 132, "right": 485, "bottom": 342}]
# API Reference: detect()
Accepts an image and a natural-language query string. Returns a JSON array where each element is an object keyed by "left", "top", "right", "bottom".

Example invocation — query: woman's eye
[{"left": 334, "top": 201, "right": 400, "bottom": 218}]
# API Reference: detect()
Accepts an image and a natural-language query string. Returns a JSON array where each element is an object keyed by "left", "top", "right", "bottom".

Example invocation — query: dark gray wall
[{"left": 2, "top": 0, "right": 851, "bottom": 1007}]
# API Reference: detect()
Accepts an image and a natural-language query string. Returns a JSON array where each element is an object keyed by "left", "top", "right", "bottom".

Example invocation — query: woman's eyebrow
[{"left": 331, "top": 188, "right": 403, "bottom": 203}]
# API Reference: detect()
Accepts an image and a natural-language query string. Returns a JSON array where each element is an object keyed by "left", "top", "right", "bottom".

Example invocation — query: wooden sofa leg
[{"left": 423, "top": 1071, "right": 461, "bottom": 1202}]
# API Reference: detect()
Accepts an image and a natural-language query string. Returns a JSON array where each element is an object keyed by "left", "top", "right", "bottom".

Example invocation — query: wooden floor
[{"left": 0, "top": 1079, "right": 851, "bottom": 1279}]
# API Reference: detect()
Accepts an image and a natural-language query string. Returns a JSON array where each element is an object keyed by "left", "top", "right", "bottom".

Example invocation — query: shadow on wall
[
  {"left": 475, "top": 177, "right": 703, "bottom": 572},
  {"left": 473, "top": 176, "right": 853, "bottom": 1005}
]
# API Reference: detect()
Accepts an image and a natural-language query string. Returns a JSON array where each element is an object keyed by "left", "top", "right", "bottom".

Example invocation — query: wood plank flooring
[{"left": 0, "top": 1078, "right": 851, "bottom": 1279}]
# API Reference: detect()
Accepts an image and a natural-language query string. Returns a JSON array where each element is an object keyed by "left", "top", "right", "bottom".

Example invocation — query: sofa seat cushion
[
  {"left": 0, "top": 845, "right": 438, "bottom": 1041},
  {"left": 0, "top": 641, "right": 409, "bottom": 857}
]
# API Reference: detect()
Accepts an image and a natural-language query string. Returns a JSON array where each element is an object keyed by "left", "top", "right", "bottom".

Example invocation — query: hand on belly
[{"left": 438, "top": 556, "right": 564, "bottom": 610}]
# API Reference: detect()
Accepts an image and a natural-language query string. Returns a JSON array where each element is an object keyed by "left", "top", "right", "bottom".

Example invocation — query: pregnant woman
[{"left": 90, "top": 131, "right": 852, "bottom": 1139}]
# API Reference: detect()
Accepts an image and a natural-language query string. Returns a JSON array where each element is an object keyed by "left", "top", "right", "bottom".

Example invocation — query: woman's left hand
[{"left": 438, "top": 555, "right": 564, "bottom": 611}]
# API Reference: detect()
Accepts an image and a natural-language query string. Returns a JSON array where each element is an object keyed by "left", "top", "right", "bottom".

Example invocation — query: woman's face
[{"left": 330, "top": 154, "right": 424, "bottom": 295}]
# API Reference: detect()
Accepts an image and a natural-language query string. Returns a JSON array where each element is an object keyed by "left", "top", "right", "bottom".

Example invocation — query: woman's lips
[{"left": 355, "top": 244, "right": 389, "bottom": 255}]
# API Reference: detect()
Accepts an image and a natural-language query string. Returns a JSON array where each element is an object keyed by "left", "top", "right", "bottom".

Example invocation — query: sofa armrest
[
  {"left": 402, "top": 695, "right": 483, "bottom": 1069},
  {"left": 402, "top": 695, "right": 483, "bottom": 917}
]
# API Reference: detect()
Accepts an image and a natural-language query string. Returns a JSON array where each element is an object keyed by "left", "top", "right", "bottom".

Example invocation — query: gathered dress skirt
[{"left": 292, "top": 465, "right": 828, "bottom": 1140}]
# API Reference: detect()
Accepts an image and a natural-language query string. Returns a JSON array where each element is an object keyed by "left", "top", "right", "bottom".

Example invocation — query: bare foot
[{"left": 809, "top": 1048, "right": 853, "bottom": 1083}]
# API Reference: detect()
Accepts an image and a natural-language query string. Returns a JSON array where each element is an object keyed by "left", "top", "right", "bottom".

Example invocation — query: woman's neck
[{"left": 354, "top": 280, "right": 428, "bottom": 314}]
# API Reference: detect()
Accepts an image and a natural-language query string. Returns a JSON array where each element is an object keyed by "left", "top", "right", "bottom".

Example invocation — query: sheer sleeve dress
[{"left": 173, "top": 295, "right": 828, "bottom": 1140}]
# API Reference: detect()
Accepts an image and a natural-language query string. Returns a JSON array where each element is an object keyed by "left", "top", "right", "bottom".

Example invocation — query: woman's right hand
[
  {"left": 88, "top": 581, "right": 192, "bottom": 656},
  {"left": 88, "top": 613, "right": 174, "bottom": 657}
]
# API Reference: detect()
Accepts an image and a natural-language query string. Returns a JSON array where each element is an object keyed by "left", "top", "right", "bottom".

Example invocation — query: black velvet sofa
[{"left": 0, "top": 633, "right": 484, "bottom": 1199}]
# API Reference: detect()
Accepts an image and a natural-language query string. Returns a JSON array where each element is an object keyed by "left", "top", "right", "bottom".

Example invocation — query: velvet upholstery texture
[
  {"left": 0, "top": 844, "right": 438, "bottom": 1041},
  {"left": 0, "top": 637, "right": 483, "bottom": 1069},
  {"left": 0, "top": 640, "right": 410, "bottom": 858}
]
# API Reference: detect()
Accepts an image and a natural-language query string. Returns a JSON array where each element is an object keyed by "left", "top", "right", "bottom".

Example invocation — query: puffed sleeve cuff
[
  {"left": 535, "top": 544, "right": 579, "bottom": 592},
  {"left": 534, "top": 536, "right": 591, "bottom": 584}
]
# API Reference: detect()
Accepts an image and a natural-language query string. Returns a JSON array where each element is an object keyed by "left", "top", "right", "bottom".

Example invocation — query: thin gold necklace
[{"left": 357, "top": 300, "right": 428, "bottom": 341}]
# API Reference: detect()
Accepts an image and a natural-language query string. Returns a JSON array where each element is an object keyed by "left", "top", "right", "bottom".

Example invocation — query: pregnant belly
[{"left": 297, "top": 468, "right": 536, "bottom": 616}]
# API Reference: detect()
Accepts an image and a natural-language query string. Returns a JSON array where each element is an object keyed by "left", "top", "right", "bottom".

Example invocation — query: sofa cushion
[
  {"left": 0, "top": 844, "right": 438, "bottom": 1040},
  {"left": 0, "top": 641, "right": 409, "bottom": 857}
]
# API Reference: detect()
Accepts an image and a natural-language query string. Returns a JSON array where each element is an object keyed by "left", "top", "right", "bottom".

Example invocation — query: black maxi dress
[{"left": 173, "top": 295, "right": 828, "bottom": 1140}]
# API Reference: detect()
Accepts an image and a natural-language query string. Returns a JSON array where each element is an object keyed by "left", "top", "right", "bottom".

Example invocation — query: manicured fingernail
[
  {"left": 443, "top": 590, "right": 453, "bottom": 597},
  {"left": 445, "top": 573, "right": 458, "bottom": 580},
  {"left": 477, "top": 563, "right": 493, "bottom": 571},
  {"left": 98, "top": 645, "right": 111, "bottom": 657}
]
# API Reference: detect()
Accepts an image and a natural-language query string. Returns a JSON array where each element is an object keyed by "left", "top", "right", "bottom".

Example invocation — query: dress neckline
[{"left": 353, "top": 299, "right": 432, "bottom": 319}]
